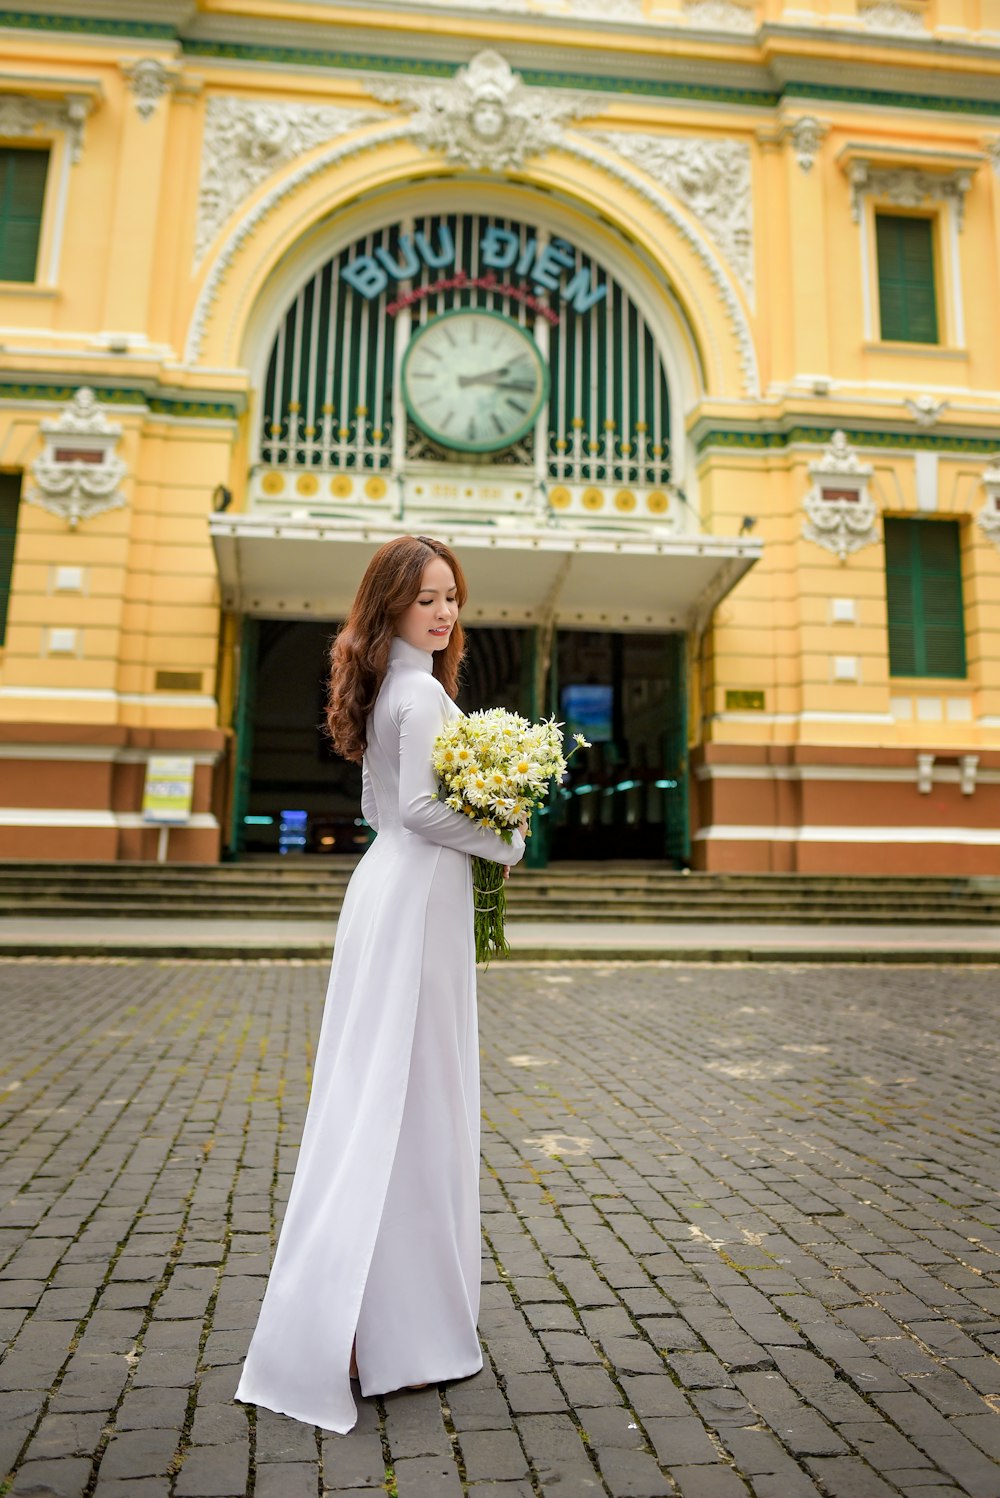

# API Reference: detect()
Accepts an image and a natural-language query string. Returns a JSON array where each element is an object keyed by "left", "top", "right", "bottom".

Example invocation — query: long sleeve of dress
[
  {"left": 397, "top": 677, "right": 526, "bottom": 866},
  {"left": 361, "top": 759, "right": 379, "bottom": 831}
]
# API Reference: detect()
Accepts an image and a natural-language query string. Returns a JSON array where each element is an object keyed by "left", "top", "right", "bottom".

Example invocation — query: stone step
[
  {"left": 7, "top": 896, "right": 1000, "bottom": 924},
  {"left": 1, "top": 866, "right": 996, "bottom": 893},
  {"left": 6, "top": 880, "right": 999, "bottom": 902},
  {"left": 4, "top": 863, "right": 999, "bottom": 925}
]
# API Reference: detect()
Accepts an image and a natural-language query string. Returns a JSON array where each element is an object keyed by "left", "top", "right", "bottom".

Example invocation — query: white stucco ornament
[
  {"left": 590, "top": 131, "right": 754, "bottom": 297},
  {"left": 787, "top": 116, "right": 826, "bottom": 173},
  {"left": 26, "top": 389, "right": 127, "bottom": 529},
  {"left": 682, "top": 0, "right": 756, "bottom": 31},
  {"left": 848, "top": 162, "right": 974, "bottom": 231},
  {"left": 978, "top": 455, "right": 1000, "bottom": 552},
  {"left": 370, "top": 50, "right": 595, "bottom": 170},
  {"left": 859, "top": 0, "right": 927, "bottom": 32},
  {"left": 122, "top": 58, "right": 175, "bottom": 120},
  {"left": 802, "top": 431, "right": 878, "bottom": 562},
  {"left": 196, "top": 99, "right": 381, "bottom": 262},
  {"left": 904, "top": 394, "right": 948, "bottom": 426},
  {"left": 0, "top": 92, "right": 92, "bottom": 163}
]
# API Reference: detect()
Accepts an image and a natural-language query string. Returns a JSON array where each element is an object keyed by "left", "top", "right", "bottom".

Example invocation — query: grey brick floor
[{"left": 0, "top": 958, "right": 998, "bottom": 1498}]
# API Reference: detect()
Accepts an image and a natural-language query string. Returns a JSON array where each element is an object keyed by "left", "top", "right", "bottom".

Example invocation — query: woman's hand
[{"left": 503, "top": 817, "right": 529, "bottom": 880}]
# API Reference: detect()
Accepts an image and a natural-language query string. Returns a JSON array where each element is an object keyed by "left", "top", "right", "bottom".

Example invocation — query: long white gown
[{"left": 235, "top": 634, "right": 525, "bottom": 1434}]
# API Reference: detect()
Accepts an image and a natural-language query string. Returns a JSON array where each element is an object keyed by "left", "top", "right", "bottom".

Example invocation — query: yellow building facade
[{"left": 1, "top": 0, "right": 999, "bottom": 871}]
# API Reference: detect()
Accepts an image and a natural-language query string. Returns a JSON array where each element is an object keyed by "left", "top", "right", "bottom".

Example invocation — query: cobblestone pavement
[{"left": 1, "top": 959, "right": 999, "bottom": 1498}]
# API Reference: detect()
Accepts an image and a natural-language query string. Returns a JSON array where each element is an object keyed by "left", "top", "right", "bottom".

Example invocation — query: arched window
[{"left": 258, "top": 213, "right": 672, "bottom": 493}]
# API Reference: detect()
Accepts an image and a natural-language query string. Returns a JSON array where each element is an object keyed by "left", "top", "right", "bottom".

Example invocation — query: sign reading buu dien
[
  {"left": 341, "top": 222, "right": 607, "bottom": 321},
  {"left": 142, "top": 757, "right": 196, "bottom": 825}
]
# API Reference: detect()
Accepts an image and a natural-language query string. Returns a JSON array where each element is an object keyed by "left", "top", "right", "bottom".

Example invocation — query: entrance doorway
[
  {"left": 229, "top": 620, "right": 687, "bottom": 861},
  {"left": 234, "top": 619, "right": 363, "bottom": 857},
  {"left": 549, "top": 631, "right": 688, "bottom": 863}
]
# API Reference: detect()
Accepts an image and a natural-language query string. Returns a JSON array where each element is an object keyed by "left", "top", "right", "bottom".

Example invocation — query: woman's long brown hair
[{"left": 326, "top": 534, "right": 468, "bottom": 764}]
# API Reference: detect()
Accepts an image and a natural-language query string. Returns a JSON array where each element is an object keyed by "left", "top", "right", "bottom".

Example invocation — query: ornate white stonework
[
  {"left": 196, "top": 98, "right": 381, "bottom": 263},
  {"left": 986, "top": 138, "right": 1000, "bottom": 179},
  {"left": 587, "top": 131, "right": 753, "bottom": 297},
  {"left": 802, "top": 431, "right": 878, "bottom": 562},
  {"left": 848, "top": 161, "right": 974, "bottom": 231},
  {"left": 682, "top": 0, "right": 756, "bottom": 31},
  {"left": 0, "top": 92, "right": 92, "bottom": 164},
  {"left": 121, "top": 58, "right": 175, "bottom": 120},
  {"left": 186, "top": 53, "right": 761, "bottom": 396},
  {"left": 978, "top": 455, "right": 1000, "bottom": 552},
  {"left": 904, "top": 394, "right": 948, "bottom": 426},
  {"left": 370, "top": 51, "right": 595, "bottom": 172},
  {"left": 787, "top": 116, "right": 826, "bottom": 173},
  {"left": 26, "top": 389, "right": 127, "bottom": 529},
  {"left": 859, "top": 0, "right": 927, "bottom": 33}
]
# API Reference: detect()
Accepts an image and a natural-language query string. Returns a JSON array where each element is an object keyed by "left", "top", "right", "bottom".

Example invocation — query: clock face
[{"left": 401, "top": 309, "right": 549, "bottom": 455}]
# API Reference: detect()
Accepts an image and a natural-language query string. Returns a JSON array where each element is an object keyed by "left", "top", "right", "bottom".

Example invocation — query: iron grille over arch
[{"left": 257, "top": 211, "right": 674, "bottom": 509}]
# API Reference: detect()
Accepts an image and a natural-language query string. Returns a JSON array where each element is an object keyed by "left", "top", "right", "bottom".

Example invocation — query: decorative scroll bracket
[
  {"left": 802, "top": 431, "right": 877, "bottom": 563},
  {"left": 26, "top": 388, "right": 127, "bottom": 529}
]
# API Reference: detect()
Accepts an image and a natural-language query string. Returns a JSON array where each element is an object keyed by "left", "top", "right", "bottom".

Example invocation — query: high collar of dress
[{"left": 388, "top": 635, "right": 435, "bottom": 674}]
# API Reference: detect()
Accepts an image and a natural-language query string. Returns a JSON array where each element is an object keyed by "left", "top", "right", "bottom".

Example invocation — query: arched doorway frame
[
  {"left": 185, "top": 129, "right": 758, "bottom": 408},
  {"left": 238, "top": 176, "right": 706, "bottom": 505}
]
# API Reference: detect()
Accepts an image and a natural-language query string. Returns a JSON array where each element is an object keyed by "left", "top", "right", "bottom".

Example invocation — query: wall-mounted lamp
[
  {"left": 739, "top": 516, "right": 757, "bottom": 536},
  {"left": 212, "top": 484, "right": 233, "bottom": 513}
]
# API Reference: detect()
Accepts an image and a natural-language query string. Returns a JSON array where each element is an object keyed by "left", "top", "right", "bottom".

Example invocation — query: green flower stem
[{"left": 472, "top": 856, "right": 509, "bottom": 967}]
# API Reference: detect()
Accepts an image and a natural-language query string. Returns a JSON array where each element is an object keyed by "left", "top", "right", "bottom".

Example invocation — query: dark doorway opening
[
  {"left": 233, "top": 619, "right": 686, "bottom": 861},
  {"left": 549, "top": 630, "right": 688, "bottom": 863},
  {"left": 239, "top": 619, "right": 363, "bottom": 856}
]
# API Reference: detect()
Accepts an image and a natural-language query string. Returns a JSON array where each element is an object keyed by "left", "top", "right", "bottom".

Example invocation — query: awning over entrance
[{"left": 210, "top": 516, "right": 761, "bottom": 632}]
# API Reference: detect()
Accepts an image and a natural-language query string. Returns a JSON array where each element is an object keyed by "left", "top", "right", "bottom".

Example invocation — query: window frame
[
  {"left": 0, "top": 144, "right": 53, "bottom": 286},
  {"left": 873, "top": 209, "right": 941, "bottom": 346},
  {"left": 860, "top": 199, "right": 963, "bottom": 353},
  {"left": 0, "top": 135, "right": 68, "bottom": 293},
  {"left": 883, "top": 515, "right": 968, "bottom": 682},
  {"left": 0, "top": 470, "right": 22, "bottom": 650}
]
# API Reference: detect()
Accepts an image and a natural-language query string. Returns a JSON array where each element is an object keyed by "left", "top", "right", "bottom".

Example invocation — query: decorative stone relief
[
  {"left": 587, "top": 131, "right": 753, "bottom": 297},
  {"left": 848, "top": 161, "right": 975, "bottom": 231},
  {"left": 859, "top": 0, "right": 927, "bottom": 33},
  {"left": 986, "top": 138, "right": 1000, "bottom": 179},
  {"left": 370, "top": 50, "right": 596, "bottom": 172},
  {"left": 682, "top": 0, "right": 756, "bottom": 31},
  {"left": 186, "top": 52, "right": 761, "bottom": 396},
  {"left": 121, "top": 58, "right": 175, "bottom": 120},
  {"left": 0, "top": 92, "right": 92, "bottom": 163},
  {"left": 802, "top": 431, "right": 878, "bottom": 562},
  {"left": 196, "top": 99, "right": 382, "bottom": 263},
  {"left": 786, "top": 116, "right": 826, "bottom": 173},
  {"left": 26, "top": 389, "right": 127, "bottom": 529},
  {"left": 977, "top": 455, "right": 1000, "bottom": 551},
  {"left": 904, "top": 394, "right": 948, "bottom": 426}
]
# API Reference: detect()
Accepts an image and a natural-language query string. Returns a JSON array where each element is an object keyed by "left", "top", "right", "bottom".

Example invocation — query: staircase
[{"left": 4, "top": 861, "right": 1000, "bottom": 925}]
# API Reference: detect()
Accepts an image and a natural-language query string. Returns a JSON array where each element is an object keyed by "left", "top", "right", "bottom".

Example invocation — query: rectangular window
[
  {"left": 885, "top": 517, "right": 966, "bottom": 678},
  {"left": 0, "top": 147, "right": 50, "bottom": 283},
  {"left": 0, "top": 472, "right": 22, "bottom": 646},
  {"left": 876, "top": 214, "right": 938, "bottom": 344}
]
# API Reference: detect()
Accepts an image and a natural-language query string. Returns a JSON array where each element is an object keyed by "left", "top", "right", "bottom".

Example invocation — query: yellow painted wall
[{"left": 1, "top": 0, "right": 999, "bottom": 862}]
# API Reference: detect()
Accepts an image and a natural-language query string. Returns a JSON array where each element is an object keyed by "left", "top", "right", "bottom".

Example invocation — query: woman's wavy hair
[{"left": 326, "top": 534, "right": 468, "bottom": 764}]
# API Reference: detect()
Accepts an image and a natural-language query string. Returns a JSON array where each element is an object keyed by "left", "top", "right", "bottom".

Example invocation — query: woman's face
[{"left": 396, "top": 555, "right": 459, "bottom": 654}]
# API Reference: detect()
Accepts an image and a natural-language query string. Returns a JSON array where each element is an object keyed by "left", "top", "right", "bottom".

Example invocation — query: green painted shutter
[
  {"left": 876, "top": 215, "right": 938, "bottom": 344},
  {"left": 0, "top": 472, "right": 21, "bottom": 646},
  {"left": 0, "top": 149, "right": 49, "bottom": 283},
  {"left": 885, "top": 517, "right": 965, "bottom": 679}
]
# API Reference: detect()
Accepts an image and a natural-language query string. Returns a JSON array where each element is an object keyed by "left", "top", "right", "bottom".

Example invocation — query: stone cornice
[
  {"left": 0, "top": 379, "right": 244, "bottom": 422},
  {"left": 691, "top": 421, "right": 1000, "bottom": 456}
]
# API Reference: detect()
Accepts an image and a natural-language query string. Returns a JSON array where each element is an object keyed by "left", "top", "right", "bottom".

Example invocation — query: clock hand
[{"left": 457, "top": 365, "right": 516, "bottom": 388}]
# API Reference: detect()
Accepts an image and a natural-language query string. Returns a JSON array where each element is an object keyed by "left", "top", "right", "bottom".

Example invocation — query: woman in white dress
[{"left": 235, "top": 534, "right": 526, "bottom": 1434}]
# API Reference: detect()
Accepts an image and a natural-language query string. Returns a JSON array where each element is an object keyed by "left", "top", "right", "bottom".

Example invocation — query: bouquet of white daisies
[{"left": 432, "top": 709, "right": 589, "bottom": 964}]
